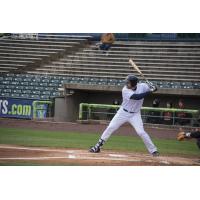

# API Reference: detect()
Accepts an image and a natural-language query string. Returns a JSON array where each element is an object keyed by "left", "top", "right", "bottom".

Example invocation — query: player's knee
[
  {"left": 136, "top": 130, "right": 147, "bottom": 137},
  {"left": 107, "top": 124, "right": 118, "bottom": 132}
]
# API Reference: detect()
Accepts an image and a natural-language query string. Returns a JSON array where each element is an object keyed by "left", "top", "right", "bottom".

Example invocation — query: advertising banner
[{"left": 0, "top": 98, "right": 34, "bottom": 119}]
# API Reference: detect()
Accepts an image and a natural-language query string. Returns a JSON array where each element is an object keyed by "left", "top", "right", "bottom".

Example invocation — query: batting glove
[{"left": 150, "top": 85, "right": 157, "bottom": 92}]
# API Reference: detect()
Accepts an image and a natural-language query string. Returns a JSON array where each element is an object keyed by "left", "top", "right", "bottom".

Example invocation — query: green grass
[{"left": 0, "top": 127, "right": 199, "bottom": 157}]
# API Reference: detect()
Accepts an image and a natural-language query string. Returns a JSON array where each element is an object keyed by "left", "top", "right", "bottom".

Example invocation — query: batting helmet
[{"left": 125, "top": 75, "right": 138, "bottom": 87}]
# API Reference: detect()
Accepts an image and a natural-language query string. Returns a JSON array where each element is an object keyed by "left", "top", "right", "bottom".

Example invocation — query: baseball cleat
[
  {"left": 152, "top": 151, "right": 160, "bottom": 157},
  {"left": 89, "top": 146, "right": 100, "bottom": 153}
]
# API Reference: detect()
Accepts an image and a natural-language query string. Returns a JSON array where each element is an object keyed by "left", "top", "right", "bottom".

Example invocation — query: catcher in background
[{"left": 177, "top": 129, "right": 200, "bottom": 150}]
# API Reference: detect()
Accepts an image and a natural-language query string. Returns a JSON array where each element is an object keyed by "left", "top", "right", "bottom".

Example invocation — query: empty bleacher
[
  {"left": 0, "top": 33, "right": 89, "bottom": 73},
  {"left": 0, "top": 35, "right": 200, "bottom": 100},
  {"left": 0, "top": 33, "right": 91, "bottom": 99},
  {"left": 29, "top": 41, "right": 200, "bottom": 86}
]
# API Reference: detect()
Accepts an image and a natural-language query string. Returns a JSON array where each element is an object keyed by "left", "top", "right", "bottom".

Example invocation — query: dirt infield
[
  {"left": 0, "top": 118, "right": 198, "bottom": 166},
  {"left": 0, "top": 145, "right": 199, "bottom": 166},
  {"left": 0, "top": 118, "right": 180, "bottom": 139}
]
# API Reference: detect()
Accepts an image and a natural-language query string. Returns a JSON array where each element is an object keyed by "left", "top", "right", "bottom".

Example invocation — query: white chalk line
[
  {"left": 109, "top": 154, "right": 128, "bottom": 158},
  {"left": 0, "top": 156, "right": 152, "bottom": 163},
  {"left": 0, "top": 145, "right": 139, "bottom": 158},
  {"left": 0, "top": 145, "right": 159, "bottom": 163},
  {"left": 0, "top": 145, "right": 197, "bottom": 165},
  {"left": 0, "top": 156, "right": 68, "bottom": 160},
  {"left": 0, "top": 145, "right": 70, "bottom": 153}
]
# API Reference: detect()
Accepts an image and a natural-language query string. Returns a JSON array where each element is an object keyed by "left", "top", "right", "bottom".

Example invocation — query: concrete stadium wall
[
  {"left": 54, "top": 91, "right": 88, "bottom": 122},
  {"left": 56, "top": 87, "right": 200, "bottom": 122}
]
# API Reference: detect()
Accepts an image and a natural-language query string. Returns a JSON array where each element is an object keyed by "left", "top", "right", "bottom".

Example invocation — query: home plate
[
  {"left": 108, "top": 154, "right": 128, "bottom": 158},
  {"left": 68, "top": 154, "right": 76, "bottom": 159},
  {"left": 159, "top": 160, "right": 170, "bottom": 165}
]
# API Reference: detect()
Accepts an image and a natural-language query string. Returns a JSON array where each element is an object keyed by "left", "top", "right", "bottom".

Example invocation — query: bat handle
[{"left": 146, "top": 80, "right": 154, "bottom": 87}]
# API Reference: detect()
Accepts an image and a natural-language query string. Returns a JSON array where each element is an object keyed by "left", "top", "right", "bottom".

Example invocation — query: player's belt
[{"left": 123, "top": 108, "right": 135, "bottom": 114}]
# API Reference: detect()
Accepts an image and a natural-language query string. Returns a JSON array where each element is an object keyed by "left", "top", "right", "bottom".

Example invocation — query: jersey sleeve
[
  {"left": 122, "top": 87, "right": 134, "bottom": 100},
  {"left": 142, "top": 83, "right": 151, "bottom": 92}
]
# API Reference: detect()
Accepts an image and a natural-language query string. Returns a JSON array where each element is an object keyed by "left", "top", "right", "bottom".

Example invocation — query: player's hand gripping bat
[{"left": 128, "top": 58, "right": 154, "bottom": 87}]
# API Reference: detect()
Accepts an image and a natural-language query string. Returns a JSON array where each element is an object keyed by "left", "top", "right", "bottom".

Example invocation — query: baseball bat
[{"left": 128, "top": 58, "right": 153, "bottom": 86}]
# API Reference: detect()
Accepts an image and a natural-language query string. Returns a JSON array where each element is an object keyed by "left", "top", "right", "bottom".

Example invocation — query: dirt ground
[
  {"left": 0, "top": 118, "right": 180, "bottom": 139},
  {"left": 0, "top": 118, "right": 198, "bottom": 166},
  {"left": 0, "top": 144, "right": 199, "bottom": 166}
]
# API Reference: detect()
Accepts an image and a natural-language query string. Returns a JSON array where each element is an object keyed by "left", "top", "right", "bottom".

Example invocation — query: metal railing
[{"left": 79, "top": 103, "right": 200, "bottom": 127}]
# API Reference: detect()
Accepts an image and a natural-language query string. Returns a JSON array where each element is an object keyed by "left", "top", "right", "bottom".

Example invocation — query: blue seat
[
  {"left": 14, "top": 77, "right": 23, "bottom": 82},
  {"left": 39, "top": 83, "right": 48, "bottom": 87},
  {"left": 40, "top": 95, "right": 50, "bottom": 99},
  {"left": 23, "top": 78, "right": 32, "bottom": 82},
  {"left": 5, "top": 77, "right": 13, "bottom": 81},
  {"left": 11, "top": 93, "right": 20, "bottom": 97},
  {"left": 49, "top": 83, "right": 58, "bottom": 87},
  {"left": 21, "top": 82, "right": 29, "bottom": 86},
  {"left": 22, "top": 90, "right": 31, "bottom": 94},
  {"left": 13, "top": 90, "right": 21, "bottom": 93},
  {"left": 3, "top": 89, "right": 12, "bottom": 93},
  {"left": 24, "top": 86, "right": 34, "bottom": 90},
  {"left": 0, "top": 93, "right": 10, "bottom": 97},
  {"left": 32, "top": 91, "right": 40, "bottom": 95},
  {"left": 2, "top": 81, "right": 10, "bottom": 85},
  {"left": 52, "top": 92, "right": 60, "bottom": 96},
  {"left": 42, "top": 91, "right": 51, "bottom": 95},
  {"left": 30, "top": 95, "right": 40, "bottom": 99},
  {"left": 20, "top": 94, "right": 30, "bottom": 98},
  {"left": 30, "top": 82, "right": 39, "bottom": 86}
]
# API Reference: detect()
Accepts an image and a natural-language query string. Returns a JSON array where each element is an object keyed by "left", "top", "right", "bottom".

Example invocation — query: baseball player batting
[{"left": 89, "top": 74, "right": 159, "bottom": 156}]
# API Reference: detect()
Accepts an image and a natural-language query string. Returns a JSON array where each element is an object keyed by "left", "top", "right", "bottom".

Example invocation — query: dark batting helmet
[{"left": 125, "top": 75, "right": 138, "bottom": 87}]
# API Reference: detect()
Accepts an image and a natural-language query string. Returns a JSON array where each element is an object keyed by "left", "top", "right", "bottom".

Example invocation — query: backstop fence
[{"left": 79, "top": 103, "right": 200, "bottom": 127}]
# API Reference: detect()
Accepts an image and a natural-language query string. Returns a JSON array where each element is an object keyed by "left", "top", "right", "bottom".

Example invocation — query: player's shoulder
[
  {"left": 122, "top": 85, "right": 128, "bottom": 91},
  {"left": 122, "top": 85, "right": 133, "bottom": 91},
  {"left": 138, "top": 82, "right": 149, "bottom": 88}
]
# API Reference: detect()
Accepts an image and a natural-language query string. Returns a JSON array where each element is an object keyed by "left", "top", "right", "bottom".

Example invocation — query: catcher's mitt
[{"left": 177, "top": 132, "right": 186, "bottom": 141}]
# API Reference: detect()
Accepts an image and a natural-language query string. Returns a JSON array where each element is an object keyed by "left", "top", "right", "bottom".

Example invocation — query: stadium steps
[
  {"left": 82, "top": 49, "right": 200, "bottom": 57},
  {"left": 38, "top": 33, "right": 92, "bottom": 39},
  {"left": 50, "top": 60, "right": 200, "bottom": 68},
  {"left": 1, "top": 39, "right": 200, "bottom": 100},
  {"left": 0, "top": 52, "right": 50, "bottom": 58},
  {"left": 40, "top": 64, "right": 200, "bottom": 73},
  {"left": 36, "top": 69, "right": 200, "bottom": 81},
  {"left": 60, "top": 57, "right": 200, "bottom": 64},
  {"left": 114, "top": 41, "right": 200, "bottom": 45},
  {"left": 32, "top": 67, "right": 200, "bottom": 81},
  {"left": 0, "top": 35, "right": 89, "bottom": 73},
  {"left": 70, "top": 54, "right": 200, "bottom": 60},
  {"left": 0, "top": 46, "right": 66, "bottom": 52},
  {"left": 26, "top": 70, "right": 200, "bottom": 83},
  {"left": 86, "top": 47, "right": 200, "bottom": 52},
  {"left": 0, "top": 42, "right": 73, "bottom": 50},
  {"left": 0, "top": 38, "right": 81, "bottom": 45},
  {"left": 92, "top": 43, "right": 200, "bottom": 48}
]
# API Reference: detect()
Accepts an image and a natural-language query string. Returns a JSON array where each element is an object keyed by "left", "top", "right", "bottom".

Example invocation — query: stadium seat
[
  {"left": 1, "top": 36, "right": 200, "bottom": 100},
  {"left": 20, "top": 94, "right": 30, "bottom": 98}
]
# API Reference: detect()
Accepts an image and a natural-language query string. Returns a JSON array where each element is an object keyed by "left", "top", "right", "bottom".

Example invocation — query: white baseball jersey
[{"left": 121, "top": 83, "right": 150, "bottom": 113}]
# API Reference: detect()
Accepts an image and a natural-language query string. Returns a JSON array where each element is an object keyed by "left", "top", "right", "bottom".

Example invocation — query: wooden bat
[{"left": 128, "top": 58, "right": 153, "bottom": 87}]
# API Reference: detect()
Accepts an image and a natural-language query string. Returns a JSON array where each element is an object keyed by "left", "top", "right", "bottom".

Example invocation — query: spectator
[
  {"left": 146, "top": 98, "right": 161, "bottom": 124},
  {"left": 98, "top": 33, "right": 115, "bottom": 53},
  {"left": 162, "top": 101, "right": 173, "bottom": 125},
  {"left": 175, "top": 99, "right": 190, "bottom": 125}
]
